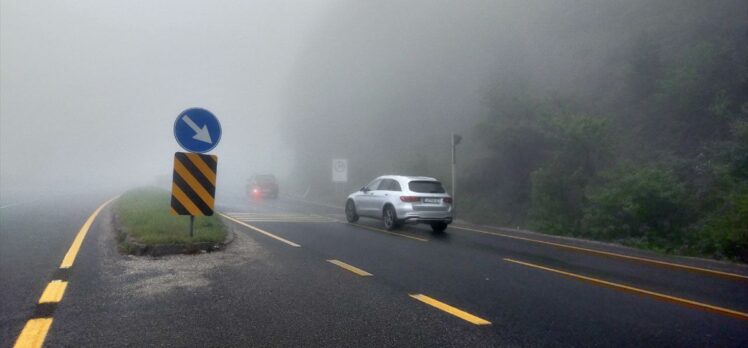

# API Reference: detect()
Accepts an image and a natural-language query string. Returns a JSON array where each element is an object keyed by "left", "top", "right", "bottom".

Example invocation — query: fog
[
  {"left": 1, "top": 0, "right": 333, "bottom": 201},
  {"left": 280, "top": 0, "right": 657, "bottom": 195},
  {"left": 2, "top": 1, "right": 744, "bottom": 203}
]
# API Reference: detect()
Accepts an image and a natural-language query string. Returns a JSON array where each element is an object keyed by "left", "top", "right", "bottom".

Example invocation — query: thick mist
[
  {"left": 0, "top": 0, "right": 333, "bottom": 203},
  {"left": 2, "top": 0, "right": 745, "bottom": 208},
  {"left": 280, "top": 0, "right": 747, "bottom": 200},
  {"left": 281, "top": 1, "right": 603, "bottom": 196}
]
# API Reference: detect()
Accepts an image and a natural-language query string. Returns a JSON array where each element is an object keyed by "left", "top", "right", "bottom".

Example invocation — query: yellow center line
[
  {"left": 219, "top": 213, "right": 301, "bottom": 247},
  {"left": 327, "top": 259, "right": 373, "bottom": 276},
  {"left": 349, "top": 223, "right": 429, "bottom": 242},
  {"left": 453, "top": 225, "right": 748, "bottom": 281},
  {"left": 38, "top": 280, "right": 68, "bottom": 304},
  {"left": 409, "top": 294, "right": 492, "bottom": 325},
  {"left": 13, "top": 318, "right": 53, "bottom": 348},
  {"left": 60, "top": 197, "right": 118, "bottom": 269},
  {"left": 503, "top": 258, "right": 748, "bottom": 321},
  {"left": 14, "top": 196, "right": 118, "bottom": 348}
]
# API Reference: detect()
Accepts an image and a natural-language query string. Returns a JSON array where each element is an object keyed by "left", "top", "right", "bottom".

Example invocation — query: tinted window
[
  {"left": 390, "top": 180, "right": 402, "bottom": 191},
  {"left": 365, "top": 179, "right": 381, "bottom": 190},
  {"left": 376, "top": 179, "right": 392, "bottom": 190},
  {"left": 408, "top": 181, "right": 445, "bottom": 193},
  {"left": 379, "top": 179, "right": 402, "bottom": 191}
]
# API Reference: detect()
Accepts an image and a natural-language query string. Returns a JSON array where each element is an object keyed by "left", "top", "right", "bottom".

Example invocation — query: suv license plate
[{"left": 423, "top": 198, "right": 440, "bottom": 204}]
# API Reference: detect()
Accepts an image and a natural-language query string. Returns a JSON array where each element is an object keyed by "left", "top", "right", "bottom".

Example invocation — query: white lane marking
[
  {"left": 220, "top": 213, "right": 302, "bottom": 247},
  {"left": 225, "top": 212, "right": 337, "bottom": 223},
  {"left": 0, "top": 200, "right": 37, "bottom": 209}
]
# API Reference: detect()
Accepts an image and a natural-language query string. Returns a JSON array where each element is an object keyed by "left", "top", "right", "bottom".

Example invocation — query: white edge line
[
  {"left": 0, "top": 200, "right": 36, "bottom": 209},
  {"left": 219, "top": 213, "right": 301, "bottom": 247}
]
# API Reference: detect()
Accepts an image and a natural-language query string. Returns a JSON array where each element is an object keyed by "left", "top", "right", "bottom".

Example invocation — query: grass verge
[{"left": 114, "top": 187, "right": 226, "bottom": 251}]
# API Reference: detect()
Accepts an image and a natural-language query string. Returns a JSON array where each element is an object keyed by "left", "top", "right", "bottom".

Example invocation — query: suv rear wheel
[
  {"left": 383, "top": 205, "right": 399, "bottom": 230},
  {"left": 345, "top": 200, "right": 359, "bottom": 223}
]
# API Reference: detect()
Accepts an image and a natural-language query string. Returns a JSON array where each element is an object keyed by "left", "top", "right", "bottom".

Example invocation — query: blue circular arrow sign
[{"left": 173, "top": 108, "right": 222, "bottom": 153}]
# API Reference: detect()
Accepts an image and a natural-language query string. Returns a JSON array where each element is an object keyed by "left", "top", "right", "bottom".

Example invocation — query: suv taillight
[
  {"left": 400, "top": 196, "right": 419, "bottom": 202},
  {"left": 443, "top": 197, "right": 453, "bottom": 204}
]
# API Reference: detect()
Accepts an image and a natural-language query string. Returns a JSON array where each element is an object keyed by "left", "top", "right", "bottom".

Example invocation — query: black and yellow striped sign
[{"left": 170, "top": 152, "right": 218, "bottom": 216}]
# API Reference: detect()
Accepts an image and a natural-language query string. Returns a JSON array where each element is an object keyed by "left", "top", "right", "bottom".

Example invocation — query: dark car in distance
[{"left": 248, "top": 174, "right": 279, "bottom": 199}]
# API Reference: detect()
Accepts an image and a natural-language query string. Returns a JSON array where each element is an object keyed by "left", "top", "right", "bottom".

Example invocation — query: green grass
[{"left": 114, "top": 187, "right": 226, "bottom": 245}]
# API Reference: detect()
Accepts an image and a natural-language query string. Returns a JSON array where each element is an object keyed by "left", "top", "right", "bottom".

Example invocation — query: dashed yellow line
[
  {"left": 503, "top": 258, "right": 748, "bottom": 321},
  {"left": 220, "top": 213, "right": 301, "bottom": 247},
  {"left": 409, "top": 294, "right": 491, "bottom": 325},
  {"left": 327, "top": 259, "right": 373, "bottom": 276},
  {"left": 349, "top": 223, "right": 428, "bottom": 242},
  {"left": 14, "top": 196, "right": 118, "bottom": 348},
  {"left": 453, "top": 225, "right": 748, "bottom": 281},
  {"left": 13, "top": 318, "right": 53, "bottom": 348},
  {"left": 38, "top": 280, "right": 68, "bottom": 304},
  {"left": 60, "top": 197, "right": 117, "bottom": 269}
]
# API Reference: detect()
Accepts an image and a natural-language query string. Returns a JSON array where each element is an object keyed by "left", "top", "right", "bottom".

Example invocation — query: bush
[
  {"left": 582, "top": 164, "right": 694, "bottom": 250},
  {"left": 527, "top": 114, "right": 610, "bottom": 235},
  {"left": 528, "top": 166, "right": 587, "bottom": 235},
  {"left": 694, "top": 182, "right": 748, "bottom": 262}
]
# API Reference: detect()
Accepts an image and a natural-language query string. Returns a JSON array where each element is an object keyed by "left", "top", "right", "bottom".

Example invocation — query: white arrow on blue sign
[{"left": 173, "top": 108, "right": 222, "bottom": 153}]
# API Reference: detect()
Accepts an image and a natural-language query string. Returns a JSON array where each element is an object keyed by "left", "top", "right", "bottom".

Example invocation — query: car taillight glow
[
  {"left": 400, "top": 196, "right": 419, "bottom": 202},
  {"left": 443, "top": 197, "right": 453, "bottom": 204}
]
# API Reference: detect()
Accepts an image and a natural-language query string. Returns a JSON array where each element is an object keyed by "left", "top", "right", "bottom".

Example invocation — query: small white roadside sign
[{"left": 332, "top": 159, "right": 348, "bottom": 182}]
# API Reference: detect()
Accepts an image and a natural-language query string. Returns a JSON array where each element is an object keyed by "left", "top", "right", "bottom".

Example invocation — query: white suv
[{"left": 345, "top": 175, "right": 453, "bottom": 233}]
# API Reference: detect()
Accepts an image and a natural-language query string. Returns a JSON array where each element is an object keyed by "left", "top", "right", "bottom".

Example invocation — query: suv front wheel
[
  {"left": 345, "top": 200, "right": 359, "bottom": 223},
  {"left": 383, "top": 205, "right": 399, "bottom": 230}
]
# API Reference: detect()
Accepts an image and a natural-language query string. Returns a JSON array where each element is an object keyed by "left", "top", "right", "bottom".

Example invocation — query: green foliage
[
  {"left": 728, "top": 120, "right": 748, "bottom": 179},
  {"left": 582, "top": 164, "right": 693, "bottom": 250},
  {"left": 696, "top": 184, "right": 748, "bottom": 262},
  {"left": 652, "top": 40, "right": 743, "bottom": 155},
  {"left": 462, "top": 95, "right": 558, "bottom": 225},
  {"left": 462, "top": 2, "right": 748, "bottom": 261},
  {"left": 528, "top": 114, "right": 610, "bottom": 234},
  {"left": 528, "top": 165, "right": 587, "bottom": 235},
  {"left": 546, "top": 114, "right": 610, "bottom": 175}
]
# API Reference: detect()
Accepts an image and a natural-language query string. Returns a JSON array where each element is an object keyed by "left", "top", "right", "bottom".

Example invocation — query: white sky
[{"left": 1, "top": 0, "right": 335, "bottom": 195}]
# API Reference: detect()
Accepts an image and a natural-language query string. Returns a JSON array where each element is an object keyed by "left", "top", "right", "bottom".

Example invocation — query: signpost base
[{"left": 189, "top": 215, "right": 194, "bottom": 237}]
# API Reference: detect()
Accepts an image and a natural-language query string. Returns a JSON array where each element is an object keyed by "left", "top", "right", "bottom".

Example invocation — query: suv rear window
[{"left": 408, "top": 181, "right": 445, "bottom": 193}]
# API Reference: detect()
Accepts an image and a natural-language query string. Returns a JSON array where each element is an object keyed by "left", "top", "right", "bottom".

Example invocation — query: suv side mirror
[{"left": 361, "top": 187, "right": 368, "bottom": 193}]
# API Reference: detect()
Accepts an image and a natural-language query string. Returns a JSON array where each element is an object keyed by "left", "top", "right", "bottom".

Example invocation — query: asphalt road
[{"left": 2, "top": 193, "right": 747, "bottom": 347}]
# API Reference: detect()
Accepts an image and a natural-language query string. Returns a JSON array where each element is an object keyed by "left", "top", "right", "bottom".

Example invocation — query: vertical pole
[
  {"left": 189, "top": 215, "right": 194, "bottom": 237},
  {"left": 451, "top": 133, "right": 456, "bottom": 217}
]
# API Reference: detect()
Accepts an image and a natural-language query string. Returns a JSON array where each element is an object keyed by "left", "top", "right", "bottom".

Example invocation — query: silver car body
[{"left": 347, "top": 175, "right": 453, "bottom": 224}]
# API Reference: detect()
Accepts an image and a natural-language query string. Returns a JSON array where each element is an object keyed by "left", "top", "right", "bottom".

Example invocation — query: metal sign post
[
  {"left": 452, "top": 133, "right": 461, "bottom": 216},
  {"left": 190, "top": 216, "right": 195, "bottom": 237}
]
